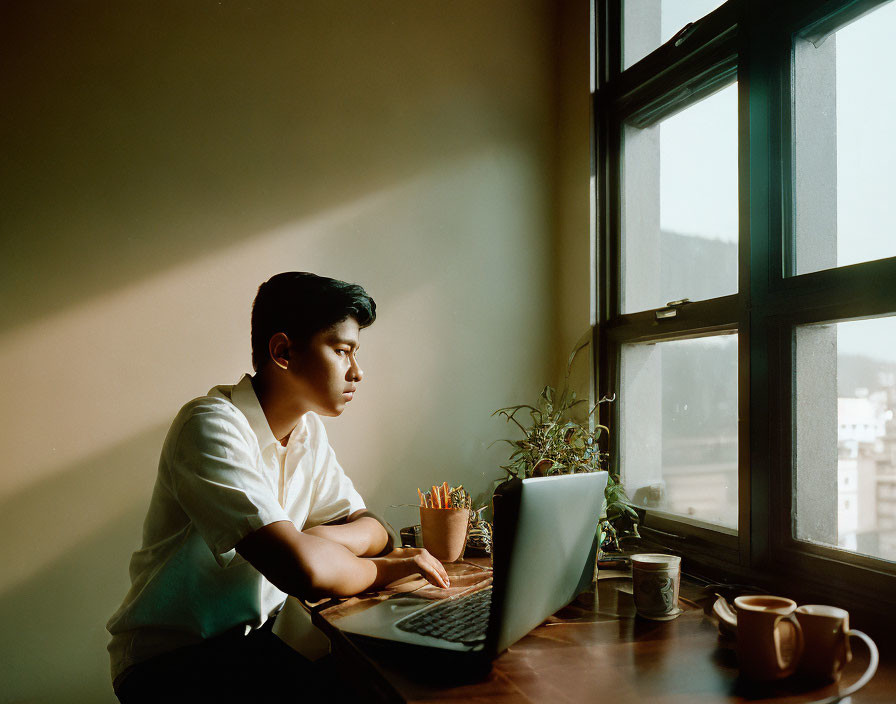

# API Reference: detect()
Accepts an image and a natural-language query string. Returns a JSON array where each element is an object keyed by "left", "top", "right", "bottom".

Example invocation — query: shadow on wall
[
  {"left": 0, "top": 508, "right": 145, "bottom": 704},
  {"left": 0, "top": 0, "right": 552, "bottom": 333},
  {"left": 0, "top": 426, "right": 166, "bottom": 703}
]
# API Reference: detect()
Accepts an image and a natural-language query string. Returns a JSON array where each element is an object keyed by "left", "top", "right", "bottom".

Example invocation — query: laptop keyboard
[{"left": 396, "top": 586, "right": 492, "bottom": 643}]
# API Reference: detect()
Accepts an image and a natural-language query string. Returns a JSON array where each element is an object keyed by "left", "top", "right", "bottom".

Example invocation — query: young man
[{"left": 106, "top": 272, "right": 449, "bottom": 702}]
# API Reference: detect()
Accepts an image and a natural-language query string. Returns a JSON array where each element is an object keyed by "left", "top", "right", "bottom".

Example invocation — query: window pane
[
  {"left": 794, "top": 317, "right": 896, "bottom": 562},
  {"left": 792, "top": 1, "right": 896, "bottom": 275},
  {"left": 623, "top": 0, "right": 726, "bottom": 69},
  {"left": 620, "top": 334, "right": 738, "bottom": 528},
  {"left": 621, "top": 83, "right": 738, "bottom": 313}
]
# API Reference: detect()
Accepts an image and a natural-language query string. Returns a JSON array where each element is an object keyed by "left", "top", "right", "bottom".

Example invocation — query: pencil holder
[{"left": 419, "top": 507, "right": 469, "bottom": 562}]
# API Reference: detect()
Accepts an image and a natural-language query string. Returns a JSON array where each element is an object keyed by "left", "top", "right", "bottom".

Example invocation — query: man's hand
[{"left": 371, "top": 547, "right": 450, "bottom": 590}]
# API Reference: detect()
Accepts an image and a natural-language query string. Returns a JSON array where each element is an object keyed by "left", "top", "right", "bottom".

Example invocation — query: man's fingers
[
  {"left": 420, "top": 549, "right": 450, "bottom": 586},
  {"left": 392, "top": 548, "right": 450, "bottom": 588},
  {"left": 415, "top": 555, "right": 450, "bottom": 588},
  {"left": 430, "top": 564, "right": 450, "bottom": 589},
  {"left": 431, "top": 556, "right": 450, "bottom": 585}
]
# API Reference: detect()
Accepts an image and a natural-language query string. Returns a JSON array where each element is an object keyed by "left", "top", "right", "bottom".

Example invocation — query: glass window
[
  {"left": 620, "top": 334, "right": 738, "bottom": 528},
  {"left": 791, "top": 1, "right": 896, "bottom": 275},
  {"left": 794, "top": 316, "right": 896, "bottom": 562},
  {"left": 600, "top": 0, "right": 896, "bottom": 610},
  {"left": 621, "top": 82, "right": 738, "bottom": 313},
  {"left": 623, "top": 0, "right": 726, "bottom": 69}
]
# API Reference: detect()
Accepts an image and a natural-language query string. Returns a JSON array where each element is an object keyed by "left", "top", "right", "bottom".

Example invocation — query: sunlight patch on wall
[{"left": 0, "top": 185, "right": 401, "bottom": 501}]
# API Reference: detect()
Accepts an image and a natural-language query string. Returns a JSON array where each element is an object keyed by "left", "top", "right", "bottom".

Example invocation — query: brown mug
[
  {"left": 794, "top": 604, "right": 878, "bottom": 696},
  {"left": 734, "top": 595, "right": 804, "bottom": 681}
]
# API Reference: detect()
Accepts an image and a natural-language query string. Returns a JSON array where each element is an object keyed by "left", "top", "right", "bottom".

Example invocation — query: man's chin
[{"left": 317, "top": 404, "right": 345, "bottom": 418}]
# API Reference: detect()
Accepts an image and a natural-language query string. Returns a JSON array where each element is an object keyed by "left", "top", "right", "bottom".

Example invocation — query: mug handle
[
  {"left": 805, "top": 630, "right": 879, "bottom": 704},
  {"left": 774, "top": 613, "right": 804, "bottom": 676}
]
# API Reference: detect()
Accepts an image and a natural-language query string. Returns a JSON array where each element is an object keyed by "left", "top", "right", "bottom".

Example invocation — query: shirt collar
[{"left": 230, "top": 374, "right": 280, "bottom": 454}]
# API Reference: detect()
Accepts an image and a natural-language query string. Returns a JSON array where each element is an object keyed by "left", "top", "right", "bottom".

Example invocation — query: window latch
[
  {"left": 671, "top": 22, "right": 698, "bottom": 47},
  {"left": 655, "top": 298, "right": 691, "bottom": 320}
]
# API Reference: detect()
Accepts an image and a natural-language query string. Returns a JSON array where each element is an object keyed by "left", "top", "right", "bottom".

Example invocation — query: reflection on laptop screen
[{"left": 489, "top": 472, "right": 608, "bottom": 654}]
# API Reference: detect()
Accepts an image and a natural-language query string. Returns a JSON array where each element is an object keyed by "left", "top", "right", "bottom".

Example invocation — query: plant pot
[{"left": 419, "top": 507, "right": 469, "bottom": 562}]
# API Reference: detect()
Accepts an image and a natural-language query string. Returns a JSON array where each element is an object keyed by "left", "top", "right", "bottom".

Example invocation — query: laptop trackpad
[
  {"left": 335, "top": 596, "right": 479, "bottom": 652},
  {"left": 340, "top": 595, "right": 431, "bottom": 630}
]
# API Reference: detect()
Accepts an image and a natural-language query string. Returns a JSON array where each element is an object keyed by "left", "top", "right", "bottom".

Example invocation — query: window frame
[{"left": 594, "top": 0, "right": 896, "bottom": 612}]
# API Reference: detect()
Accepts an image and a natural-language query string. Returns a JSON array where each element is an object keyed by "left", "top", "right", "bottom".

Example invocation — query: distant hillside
[
  {"left": 660, "top": 336, "right": 738, "bottom": 459},
  {"left": 661, "top": 230, "right": 737, "bottom": 304},
  {"left": 641, "top": 232, "right": 894, "bottom": 449},
  {"left": 838, "top": 354, "right": 896, "bottom": 398}
]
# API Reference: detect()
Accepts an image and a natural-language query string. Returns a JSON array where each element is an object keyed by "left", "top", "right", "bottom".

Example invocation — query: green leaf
[
  {"left": 488, "top": 438, "right": 522, "bottom": 450},
  {"left": 492, "top": 370, "right": 636, "bottom": 542}
]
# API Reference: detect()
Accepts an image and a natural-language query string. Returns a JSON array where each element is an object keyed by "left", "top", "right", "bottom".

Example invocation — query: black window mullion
[
  {"left": 606, "top": 295, "right": 740, "bottom": 345},
  {"left": 612, "top": 2, "right": 738, "bottom": 125},
  {"left": 770, "top": 258, "right": 896, "bottom": 315},
  {"left": 745, "top": 1, "right": 789, "bottom": 571},
  {"left": 595, "top": 0, "right": 619, "bottom": 439}
]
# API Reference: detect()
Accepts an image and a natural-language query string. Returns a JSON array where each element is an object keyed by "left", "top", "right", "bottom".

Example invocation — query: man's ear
[{"left": 268, "top": 333, "right": 291, "bottom": 370}]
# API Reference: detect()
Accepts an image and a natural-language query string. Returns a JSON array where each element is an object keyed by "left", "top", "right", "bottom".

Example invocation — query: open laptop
[{"left": 332, "top": 471, "right": 608, "bottom": 664}]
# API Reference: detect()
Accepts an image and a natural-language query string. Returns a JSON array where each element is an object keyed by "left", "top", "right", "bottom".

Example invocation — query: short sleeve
[
  {"left": 168, "top": 411, "right": 291, "bottom": 567},
  {"left": 305, "top": 416, "right": 366, "bottom": 527}
]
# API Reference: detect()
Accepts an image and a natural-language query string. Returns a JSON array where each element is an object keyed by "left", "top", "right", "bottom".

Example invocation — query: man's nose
[{"left": 349, "top": 358, "right": 363, "bottom": 382}]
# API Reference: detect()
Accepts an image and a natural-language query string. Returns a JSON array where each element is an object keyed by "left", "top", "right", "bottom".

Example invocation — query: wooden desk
[{"left": 311, "top": 561, "right": 894, "bottom": 703}]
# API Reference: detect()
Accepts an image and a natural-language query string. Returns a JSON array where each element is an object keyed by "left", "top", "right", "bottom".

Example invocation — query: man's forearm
[
  {"left": 303, "top": 514, "right": 390, "bottom": 556},
  {"left": 236, "top": 521, "right": 449, "bottom": 602},
  {"left": 303, "top": 545, "right": 450, "bottom": 599},
  {"left": 239, "top": 523, "right": 380, "bottom": 600}
]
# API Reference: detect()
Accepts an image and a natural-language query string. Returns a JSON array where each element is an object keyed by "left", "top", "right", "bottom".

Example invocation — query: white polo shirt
[{"left": 106, "top": 374, "right": 365, "bottom": 682}]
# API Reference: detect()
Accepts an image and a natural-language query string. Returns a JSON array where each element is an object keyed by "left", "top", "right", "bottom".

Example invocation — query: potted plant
[{"left": 492, "top": 383, "right": 639, "bottom": 556}]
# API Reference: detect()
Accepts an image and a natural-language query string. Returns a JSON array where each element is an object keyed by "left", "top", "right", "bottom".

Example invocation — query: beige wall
[
  {"left": 550, "top": 0, "right": 593, "bottom": 397},
  {"left": 0, "top": 1, "right": 589, "bottom": 701}
]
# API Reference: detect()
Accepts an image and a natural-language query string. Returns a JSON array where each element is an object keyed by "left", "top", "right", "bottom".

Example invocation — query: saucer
[{"left": 712, "top": 595, "right": 738, "bottom": 636}]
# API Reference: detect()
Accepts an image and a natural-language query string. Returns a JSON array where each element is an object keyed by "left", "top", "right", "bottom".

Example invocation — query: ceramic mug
[
  {"left": 631, "top": 553, "right": 681, "bottom": 620},
  {"left": 795, "top": 604, "right": 853, "bottom": 682},
  {"left": 734, "top": 595, "right": 804, "bottom": 681},
  {"left": 794, "top": 604, "right": 879, "bottom": 695}
]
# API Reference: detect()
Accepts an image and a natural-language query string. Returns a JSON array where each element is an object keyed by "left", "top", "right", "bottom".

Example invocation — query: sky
[
  {"left": 624, "top": 0, "right": 896, "bottom": 360},
  {"left": 656, "top": 0, "right": 896, "bottom": 263},
  {"left": 833, "top": 1, "right": 896, "bottom": 267}
]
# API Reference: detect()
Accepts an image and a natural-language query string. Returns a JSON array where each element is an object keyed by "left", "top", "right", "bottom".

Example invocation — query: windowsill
[{"left": 618, "top": 534, "right": 896, "bottom": 647}]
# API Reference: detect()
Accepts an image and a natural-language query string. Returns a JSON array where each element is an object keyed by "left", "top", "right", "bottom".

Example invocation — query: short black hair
[{"left": 250, "top": 272, "right": 376, "bottom": 370}]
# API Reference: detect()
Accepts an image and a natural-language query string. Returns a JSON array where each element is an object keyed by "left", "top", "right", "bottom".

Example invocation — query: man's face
[{"left": 287, "top": 316, "right": 364, "bottom": 417}]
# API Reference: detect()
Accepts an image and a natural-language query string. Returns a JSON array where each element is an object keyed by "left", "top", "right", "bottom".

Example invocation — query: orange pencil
[
  {"left": 442, "top": 482, "right": 450, "bottom": 507},
  {"left": 417, "top": 488, "right": 425, "bottom": 507},
  {"left": 432, "top": 485, "right": 441, "bottom": 508}
]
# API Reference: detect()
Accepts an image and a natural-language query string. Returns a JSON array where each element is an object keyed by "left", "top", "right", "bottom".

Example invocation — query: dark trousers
[{"left": 115, "top": 620, "right": 331, "bottom": 703}]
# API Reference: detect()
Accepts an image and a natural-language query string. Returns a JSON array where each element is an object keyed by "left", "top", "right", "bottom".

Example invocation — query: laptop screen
[{"left": 488, "top": 472, "right": 608, "bottom": 654}]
